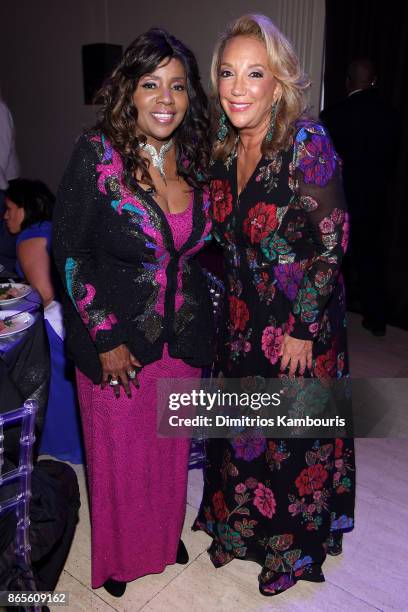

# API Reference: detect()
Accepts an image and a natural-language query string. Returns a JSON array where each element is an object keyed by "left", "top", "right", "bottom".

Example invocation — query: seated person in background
[
  {"left": 0, "top": 97, "right": 20, "bottom": 272},
  {"left": 4, "top": 179, "right": 84, "bottom": 463},
  {"left": 4, "top": 179, "right": 54, "bottom": 304}
]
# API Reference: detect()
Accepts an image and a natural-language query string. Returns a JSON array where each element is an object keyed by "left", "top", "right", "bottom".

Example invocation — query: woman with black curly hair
[{"left": 53, "top": 29, "right": 213, "bottom": 596}]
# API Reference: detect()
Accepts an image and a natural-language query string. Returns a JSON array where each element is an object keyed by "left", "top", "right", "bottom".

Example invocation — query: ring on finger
[
  {"left": 109, "top": 376, "right": 120, "bottom": 387},
  {"left": 127, "top": 369, "right": 137, "bottom": 379}
]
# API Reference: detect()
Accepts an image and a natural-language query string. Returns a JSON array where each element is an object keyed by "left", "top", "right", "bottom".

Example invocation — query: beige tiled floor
[{"left": 54, "top": 313, "right": 408, "bottom": 611}]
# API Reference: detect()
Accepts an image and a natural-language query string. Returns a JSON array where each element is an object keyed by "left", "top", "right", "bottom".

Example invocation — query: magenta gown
[{"left": 76, "top": 200, "right": 200, "bottom": 588}]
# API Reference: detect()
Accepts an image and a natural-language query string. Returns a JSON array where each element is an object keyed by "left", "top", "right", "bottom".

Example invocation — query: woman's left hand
[{"left": 279, "top": 334, "right": 313, "bottom": 376}]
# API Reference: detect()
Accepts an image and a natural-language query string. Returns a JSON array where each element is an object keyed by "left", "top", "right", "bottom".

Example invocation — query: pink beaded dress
[{"left": 76, "top": 198, "right": 200, "bottom": 588}]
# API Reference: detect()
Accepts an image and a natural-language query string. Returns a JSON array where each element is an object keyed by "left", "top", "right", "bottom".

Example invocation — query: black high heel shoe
[
  {"left": 176, "top": 539, "right": 189, "bottom": 564},
  {"left": 103, "top": 578, "right": 127, "bottom": 597},
  {"left": 327, "top": 532, "right": 343, "bottom": 556}
]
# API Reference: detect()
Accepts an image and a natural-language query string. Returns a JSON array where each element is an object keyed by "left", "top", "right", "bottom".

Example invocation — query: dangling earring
[
  {"left": 217, "top": 110, "right": 229, "bottom": 142},
  {"left": 265, "top": 100, "right": 279, "bottom": 143}
]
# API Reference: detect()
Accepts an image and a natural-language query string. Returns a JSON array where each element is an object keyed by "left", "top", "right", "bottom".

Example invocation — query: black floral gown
[{"left": 193, "top": 121, "right": 355, "bottom": 596}]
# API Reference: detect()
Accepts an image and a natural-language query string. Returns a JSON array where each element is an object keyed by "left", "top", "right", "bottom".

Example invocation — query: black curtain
[{"left": 324, "top": 1, "right": 408, "bottom": 329}]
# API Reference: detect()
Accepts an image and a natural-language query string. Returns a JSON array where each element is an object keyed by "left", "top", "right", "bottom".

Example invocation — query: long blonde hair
[{"left": 211, "top": 14, "right": 310, "bottom": 160}]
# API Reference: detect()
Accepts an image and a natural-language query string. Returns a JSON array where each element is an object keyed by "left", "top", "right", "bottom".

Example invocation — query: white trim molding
[{"left": 276, "top": 0, "right": 326, "bottom": 116}]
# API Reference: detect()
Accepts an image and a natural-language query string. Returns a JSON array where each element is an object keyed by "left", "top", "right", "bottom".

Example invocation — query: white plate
[
  {"left": 0, "top": 309, "right": 35, "bottom": 337},
  {"left": 0, "top": 283, "right": 32, "bottom": 306}
]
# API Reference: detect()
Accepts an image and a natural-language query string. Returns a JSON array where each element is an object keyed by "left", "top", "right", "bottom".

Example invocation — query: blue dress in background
[{"left": 16, "top": 221, "right": 84, "bottom": 463}]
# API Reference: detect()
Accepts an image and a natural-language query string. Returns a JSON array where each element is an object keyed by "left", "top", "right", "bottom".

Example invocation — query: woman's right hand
[{"left": 99, "top": 344, "right": 143, "bottom": 398}]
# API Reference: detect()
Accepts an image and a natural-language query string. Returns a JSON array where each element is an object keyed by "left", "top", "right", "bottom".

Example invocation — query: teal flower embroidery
[
  {"left": 217, "top": 524, "right": 244, "bottom": 551},
  {"left": 261, "top": 235, "right": 291, "bottom": 261}
]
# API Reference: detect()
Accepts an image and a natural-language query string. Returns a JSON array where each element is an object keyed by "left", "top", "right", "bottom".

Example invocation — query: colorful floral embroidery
[
  {"left": 256, "top": 155, "right": 282, "bottom": 192},
  {"left": 211, "top": 179, "right": 233, "bottom": 222},
  {"left": 232, "top": 435, "right": 267, "bottom": 461},
  {"left": 212, "top": 491, "right": 229, "bottom": 521},
  {"left": 342, "top": 213, "right": 350, "bottom": 253},
  {"left": 314, "top": 347, "right": 337, "bottom": 378},
  {"left": 266, "top": 441, "right": 291, "bottom": 471},
  {"left": 253, "top": 483, "right": 277, "bottom": 518},
  {"left": 295, "top": 131, "right": 336, "bottom": 187},
  {"left": 274, "top": 263, "right": 304, "bottom": 300},
  {"left": 243, "top": 202, "right": 278, "bottom": 243},
  {"left": 194, "top": 120, "right": 354, "bottom": 597},
  {"left": 261, "top": 234, "right": 292, "bottom": 261},
  {"left": 261, "top": 325, "right": 284, "bottom": 364},
  {"left": 228, "top": 296, "right": 250, "bottom": 332},
  {"left": 254, "top": 270, "right": 276, "bottom": 304}
]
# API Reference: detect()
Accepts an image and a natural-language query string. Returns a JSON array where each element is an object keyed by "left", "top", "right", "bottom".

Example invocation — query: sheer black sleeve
[{"left": 290, "top": 123, "right": 349, "bottom": 341}]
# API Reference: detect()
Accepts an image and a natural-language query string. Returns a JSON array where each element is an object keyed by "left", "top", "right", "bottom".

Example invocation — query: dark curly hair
[
  {"left": 5, "top": 178, "right": 54, "bottom": 231},
  {"left": 95, "top": 28, "right": 210, "bottom": 190}
]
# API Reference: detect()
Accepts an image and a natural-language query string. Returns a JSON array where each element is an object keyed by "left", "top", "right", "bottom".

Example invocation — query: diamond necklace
[{"left": 139, "top": 138, "right": 173, "bottom": 180}]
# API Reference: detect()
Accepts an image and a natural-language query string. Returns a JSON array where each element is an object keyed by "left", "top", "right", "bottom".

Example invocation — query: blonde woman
[{"left": 193, "top": 14, "right": 355, "bottom": 596}]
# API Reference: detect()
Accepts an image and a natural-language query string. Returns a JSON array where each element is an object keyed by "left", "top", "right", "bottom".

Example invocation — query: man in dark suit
[{"left": 321, "top": 59, "right": 399, "bottom": 336}]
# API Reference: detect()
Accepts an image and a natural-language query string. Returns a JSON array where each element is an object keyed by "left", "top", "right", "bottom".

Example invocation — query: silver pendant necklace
[{"left": 139, "top": 138, "right": 173, "bottom": 180}]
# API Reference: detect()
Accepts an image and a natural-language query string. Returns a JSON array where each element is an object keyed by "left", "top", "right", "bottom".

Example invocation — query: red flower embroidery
[
  {"left": 309, "top": 464, "right": 328, "bottom": 490},
  {"left": 256, "top": 271, "right": 276, "bottom": 303},
  {"left": 212, "top": 491, "right": 229, "bottom": 521},
  {"left": 315, "top": 348, "right": 337, "bottom": 378},
  {"left": 229, "top": 296, "right": 250, "bottom": 332},
  {"left": 261, "top": 325, "right": 283, "bottom": 364},
  {"left": 295, "top": 469, "right": 312, "bottom": 496},
  {"left": 243, "top": 202, "right": 278, "bottom": 243},
  {"left": 210, "top": 179, "right": 233, "bottom": 222},
  {"left": 335, "top": 438, "right": 344, "bottom": 459},
  {"left": 253, "top": 483, "right": 277, "bottom": 518},
  {"left": 295, "top": 464, "right": 328, "bottom": 496}
]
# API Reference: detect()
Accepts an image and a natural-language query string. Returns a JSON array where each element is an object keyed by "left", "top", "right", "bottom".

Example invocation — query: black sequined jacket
[{"left": 53, "top": 132, "right": 214, "bottom": 383}]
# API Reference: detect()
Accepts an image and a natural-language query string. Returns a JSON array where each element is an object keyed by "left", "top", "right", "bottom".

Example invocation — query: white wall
[{"left": 0, "top": 0, "right": 325, "bottom": 191}]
